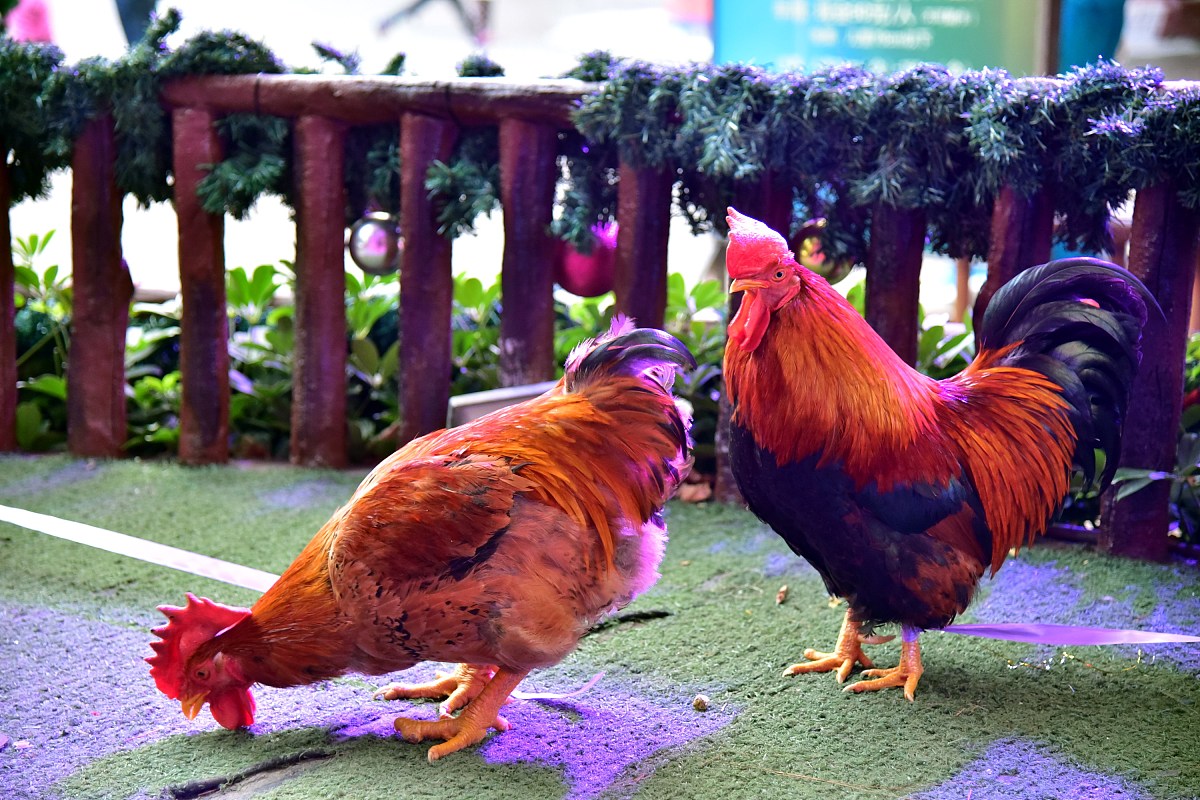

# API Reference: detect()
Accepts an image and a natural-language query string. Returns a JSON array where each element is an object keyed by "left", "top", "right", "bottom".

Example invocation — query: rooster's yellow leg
[
  {"left": 784, "top": 610, "right": 877, "bottom": 683},
  {"left": 376, "top": 663, "right": 498, "bottom": 717},
  {"left": 845, "top": 625, "right": 924, "bottom": 701},
  {"left": 393, "top": 667, "right": 528, "bottom": 762}
]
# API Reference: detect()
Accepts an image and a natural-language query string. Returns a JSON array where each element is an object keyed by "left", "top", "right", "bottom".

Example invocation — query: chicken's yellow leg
[
  {"left": 393, "top": 667, "right": 528, "bottom": 762},
  {"left": 845, "top": 625, "right": 924, "bottom": 701},
  {"left": 376, "top": 663, "right": 498, "bottom": 717},
  {"left": 784, "top": 610, "right": 877, "bottom": 683}
]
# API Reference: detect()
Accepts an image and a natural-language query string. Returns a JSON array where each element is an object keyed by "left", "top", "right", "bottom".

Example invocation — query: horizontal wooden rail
[{"left": 160, "top": 75, "right": 590, "bottom": 127}]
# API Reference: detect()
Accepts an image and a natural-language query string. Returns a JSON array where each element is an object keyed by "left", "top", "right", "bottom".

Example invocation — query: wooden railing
[{"left": 2, "top": 74, "right": 1198, "bottom": 562}]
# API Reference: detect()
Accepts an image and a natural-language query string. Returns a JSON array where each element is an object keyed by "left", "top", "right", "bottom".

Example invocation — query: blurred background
[{"left": 6, "top": 0, "right": 1200, "bottom": 315}]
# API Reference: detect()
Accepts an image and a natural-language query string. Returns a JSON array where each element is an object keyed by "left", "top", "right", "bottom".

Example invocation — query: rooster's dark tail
[{"left": 978, "top": 257, "right": 1159, "bottom": 486}]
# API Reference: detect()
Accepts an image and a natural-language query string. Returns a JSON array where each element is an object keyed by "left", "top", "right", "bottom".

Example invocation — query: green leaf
[
  {"left": 455, "top": 276, "right": 485, "bottom": 310},
  {"left": 14, "top": 401, "right": 44, "bottom": 450},
  {"left": 690, "top": 279, "right": 725, "bottom": 313},
  {"left": 249, "top": 263, "right": 280, "bottom": 302},
  {"left": 1112, "top": 467, "right": 1176, "bottom": 483},
  {"left": 1116, "top": 477, "right": 1157, "bottom": 501},
  {"left": 13, "top": 265, "right": 38, "bottom": 291},
  {"left": 350, "top": 337, "right": 380, "bottom": 375},
  {"left": 20, "top": 374, "right": 67, "bottom": 399},
  {"left": 666, "top": 272, "right": 688, "bottom": 313},
  {"left": 379, "top": 341, "right": 399, "bottom": 381}
]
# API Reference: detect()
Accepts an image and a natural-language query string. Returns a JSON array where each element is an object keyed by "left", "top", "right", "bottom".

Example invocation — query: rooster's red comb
[
  {"left": 146, "top": 593, "right": 251, "bottom": 699},
  {"left": 726, "top": 207, "right": 793, "bottom": 279}
]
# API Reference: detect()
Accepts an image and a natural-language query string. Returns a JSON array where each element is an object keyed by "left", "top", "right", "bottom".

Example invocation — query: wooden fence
[{"left": 2, "top": 74, "right": 1197, "bottom": 562}]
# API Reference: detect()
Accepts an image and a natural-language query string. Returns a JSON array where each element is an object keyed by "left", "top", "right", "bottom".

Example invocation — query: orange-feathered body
[
  {"left": 723, "top": 209, "right": 1153, "bottom": 632},
  {"left": 149, "top": 321, "right": 694, "bottom": 740}
]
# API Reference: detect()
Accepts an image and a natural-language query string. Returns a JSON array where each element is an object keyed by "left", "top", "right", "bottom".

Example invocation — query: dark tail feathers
[
  {"left": 978, "top": 257, "right": 1160, "bottom": 487},
  {"left": 565, "top": 316, "right": 697, "bottom": 393}
]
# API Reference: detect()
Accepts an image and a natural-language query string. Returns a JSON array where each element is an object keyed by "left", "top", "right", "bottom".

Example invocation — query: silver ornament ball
[{"left": 348, "top": 212, "right": 403, "bottom": 275}]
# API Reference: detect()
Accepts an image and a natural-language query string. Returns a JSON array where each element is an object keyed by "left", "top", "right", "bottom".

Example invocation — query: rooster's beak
[
  {"left": 730, "top": 278, "right": 768, "bottom": 293},
  {"left": 180, "top": 694, "right": 207, "bottom": 720}
]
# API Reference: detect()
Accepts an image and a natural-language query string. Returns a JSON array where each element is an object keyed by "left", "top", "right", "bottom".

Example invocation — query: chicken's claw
[
  {"left": 844, "top": 627, "right": 924, "bottom": 701},
  {"left": 376, "top": 663, "right": 496, "bottom": 718},
  {"left": 785, "top": 646, "right": 873, "bottom": 683},
  {"left": 391, "top": 667, "right": 527, "bottom": 762},
  {"left": 783, "top": 611, "right": 873, "bottom": 683},
  {"left": 394, "top": 710, "right": 512, "bottom": 762}
]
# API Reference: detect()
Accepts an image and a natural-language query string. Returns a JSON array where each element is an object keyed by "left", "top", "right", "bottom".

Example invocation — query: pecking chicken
[
  {"left": 721, "top": 207, "right": 1157, "bottom": 699},
  {"left": 148, "top": 318, "right": 694, "bottom": 760}
]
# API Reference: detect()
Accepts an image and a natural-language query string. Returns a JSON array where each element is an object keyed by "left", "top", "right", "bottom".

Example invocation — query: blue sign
[{"left": 714, "top": 0, "right": 1042, "bottom": 74}]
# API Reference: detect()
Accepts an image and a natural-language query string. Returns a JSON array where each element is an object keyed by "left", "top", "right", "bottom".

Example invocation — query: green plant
[
  {"left": 13, "top": 230, "right": 70, "bottom": 378},
  {"left": 343, "top": 269, "right": 402, "bottom": 459},
  {"left": 450, "top": 274, "right": 502, "bottom": 394},
  {"left": 12, "top": 230, "right": 70, "bottom": 452},
  {"left": 1111, "top": 433, "right": 1200, "bottom": 543},
  {"left": 662, "top": 274, "right": 726, "bottom": 475},
  {"left": 226, "top": 263, "right": 295, "bottom": 459},
  {"left": 345, "top": 269, "right": 398, "bottom": 340},
  {"left": 227, "top": 263, "right": 284, "bottom": 325},
  {"left": 14, "top": 374, "right": 66, "bottom": 451},
  {"left": 915, "top": 312, "right": 975, "bottom": 380},
  {"left": 125, "top": 371, "right": 181, "bottom": 454}
]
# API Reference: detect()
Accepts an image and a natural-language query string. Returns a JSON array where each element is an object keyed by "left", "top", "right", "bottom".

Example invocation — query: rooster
[
  {"left": 148, "top": 319, "right": 694, "bottom": 760},
  {"left": 722, "top": 207, "right": 1156, "bottom": 699}
]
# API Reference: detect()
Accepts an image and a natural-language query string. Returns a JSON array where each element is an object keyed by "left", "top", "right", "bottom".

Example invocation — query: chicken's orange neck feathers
[
  {"left": 200, "top": 521, "right": 354, "bottom": 688},
  {"left": 725, "top": 274, "right": 947, "bottom": 482}
]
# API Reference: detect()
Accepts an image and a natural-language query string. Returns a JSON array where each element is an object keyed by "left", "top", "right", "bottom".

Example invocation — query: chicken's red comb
[
  {"left": 726, "top": 206, "right": 793, "bottom": 279},
  {"left": 146, "top": 593, "right": 251, "bottom": 699}
]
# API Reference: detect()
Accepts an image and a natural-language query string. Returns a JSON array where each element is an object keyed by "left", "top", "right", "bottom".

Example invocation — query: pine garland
[
  {"left": 0, "top": 38, "right": 65, "bottom": 203},
  {"left": 425, "top": 53, "right": 506, "bottom": 239},
  {"left": 1091, "top": 86, "right": 1200, "bottom": 209},
  {"left": 574, "top": 59, "right": 683, "bottom": 169},
  {"left": 4, "top": 12, "right": 1197, "bottom": 269},
  {"left": 551, "top": 51, "right": 620, "bottom": 252}
]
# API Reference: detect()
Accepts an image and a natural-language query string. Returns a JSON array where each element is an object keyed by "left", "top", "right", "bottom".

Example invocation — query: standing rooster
[
  {"left": 148, "top": 319, "right": 694, "bottom": 760},
  {"left": 722, "top": 207, "right": 1156, "bottom": 699}
]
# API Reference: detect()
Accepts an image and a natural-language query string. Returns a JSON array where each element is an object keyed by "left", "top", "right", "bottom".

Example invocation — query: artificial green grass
[{"left": 1, "top": 454, "right": 1198, "bottom": 799}]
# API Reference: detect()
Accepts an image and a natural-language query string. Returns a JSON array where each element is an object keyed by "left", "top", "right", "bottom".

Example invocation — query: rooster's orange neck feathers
[{"left": 725, "top": 276, "right": 947, "bottom": 481}]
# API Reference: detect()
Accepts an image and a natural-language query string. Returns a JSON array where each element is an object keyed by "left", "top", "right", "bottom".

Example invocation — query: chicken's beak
[
  {"left": 180, "top": 693, "right": 207, "bottom": 720},
  {"left": 730, "top": 278, "right": 768, "bottom": 293}
]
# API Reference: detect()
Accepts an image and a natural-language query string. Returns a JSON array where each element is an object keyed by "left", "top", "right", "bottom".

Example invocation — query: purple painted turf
[
  {"left": 331, "top": 668, "right": 734, "bottom": 800},
  {"left": 0, "top": 600, "right": 734, "bottom": 799},
  {"left": 968, "top": 558, "right": 1200, "bottom": 674},
  {"left": 910, "top": 738, "right": 1151, "bottom": 800}
]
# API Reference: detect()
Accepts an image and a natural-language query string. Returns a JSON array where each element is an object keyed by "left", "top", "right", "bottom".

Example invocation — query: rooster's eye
[
  {"left": 773, "top": 270, "right": 786, "bottom": 281},
  {"left": 194, "top": 668, "right": 209, "bottom": 680}
]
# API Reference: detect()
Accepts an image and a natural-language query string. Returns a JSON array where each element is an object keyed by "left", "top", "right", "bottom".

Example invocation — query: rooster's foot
[
  {"left": 393, "top": 668, "right": 527, "bottom": 762},
  {"left": 376, "top": 663, "right": 497, "bottom": 718},
  {"left": 844, "top": 626, "right": 924, "bottom": 701},
  {"left": 783, "top": 611, "right": 875, "bottom": 683}
]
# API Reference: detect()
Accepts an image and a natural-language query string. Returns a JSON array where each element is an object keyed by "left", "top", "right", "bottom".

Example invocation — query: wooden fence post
[
  {"left": 68, "top": 115, "right": 131, "bottom": 458},
  {"left": 1099, "top": 181, "right": 1200, "bottom": 560},
  {"left": 614, "top": 161, "right": 672, "bottom": 330},
  {"left": 0, "top": 150, "right": 14, "bottom": 451},
  {"left": 865, "top": 204, "right": 927, "bottom": 366},
  {"left": 291, "top": 115, "right": 348, "bottom": 467},
  {"left": 398, "top": 112, "right": 457, "bottom": 443},
  {"left": 173, "top": 106, "right": 229, "bottom": 464},
  {"left": 497, "top": 118, "right": 558, "bottom": 386},
  {"left": 975, "top": 184, "right": 1054, "bottom": 320}
]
